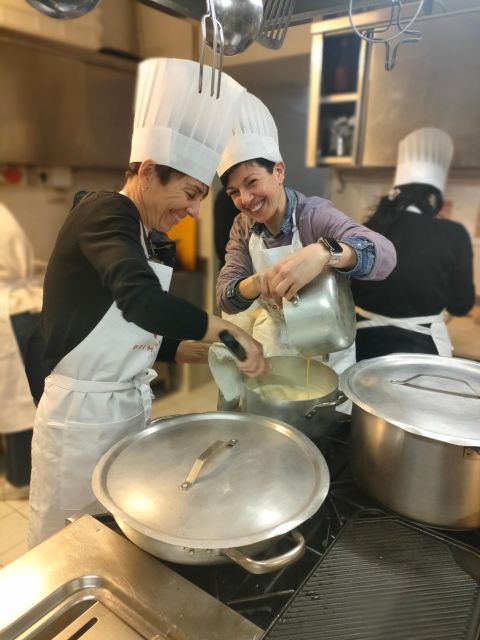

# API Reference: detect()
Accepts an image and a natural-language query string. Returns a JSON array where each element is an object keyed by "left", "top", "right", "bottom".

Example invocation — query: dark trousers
[{"left": 4, "top": 312, "right": 40, "bottom": 486}]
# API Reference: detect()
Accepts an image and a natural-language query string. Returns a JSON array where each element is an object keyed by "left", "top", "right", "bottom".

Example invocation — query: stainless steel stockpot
[
  {"left": 242, "top": 356, "right": 346, "bottom": 439},
  {"left": 342, "top": 354, "right": 480, "bottom": 529},
  {"left": 92, "top": 412, "right": 330, "bottom": 574}
]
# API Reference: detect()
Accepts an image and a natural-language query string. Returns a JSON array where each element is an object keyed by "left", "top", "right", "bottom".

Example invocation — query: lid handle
[
  {"left": 181, "top": 439, "right": 238, "bottom": 490},
  {"left": 222, "top": 529, "right": 305, "bottom": 574},
  {"left": 390, "top": 374, "right": 480, "bottom": 399}
]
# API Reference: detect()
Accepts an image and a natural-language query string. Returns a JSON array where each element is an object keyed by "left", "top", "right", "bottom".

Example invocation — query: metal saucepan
[
  {"left": 242, "top": 356, "right": 346, "bottom": 439},
  {"left": 92, "top": 412, "right": 330, "bottom": 574},
  {"left": 342, "top": 354, "right": 480, "bottom": 529},
  {"left": 283, "top": 268, "right": 356, "bottom": 358}
]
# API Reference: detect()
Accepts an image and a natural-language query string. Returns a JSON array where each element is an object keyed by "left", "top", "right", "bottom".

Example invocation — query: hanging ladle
[
  {"left": 199, "top": 0, "right": 263, "bottom": 98},
  {"left": 26, "top": 0, "right": 101, "bottom": 19}
]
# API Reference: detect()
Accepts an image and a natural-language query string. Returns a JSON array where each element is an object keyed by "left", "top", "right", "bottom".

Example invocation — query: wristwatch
[{"left": 318, "top": 237, "right": 343, "bottom": 265}]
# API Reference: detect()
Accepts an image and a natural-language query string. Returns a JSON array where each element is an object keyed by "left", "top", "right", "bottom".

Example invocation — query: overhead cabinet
[
  {"left": 0, "top": 32, "right": 136, "bottom": 168},
  {"left": 307, "top": 7, "right": 480, "bottom": 169}
]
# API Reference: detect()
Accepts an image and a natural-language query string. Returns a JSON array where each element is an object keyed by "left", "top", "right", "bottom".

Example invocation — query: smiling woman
[
  {"left": 26, "top": 58, "right": 267, "bottom": 548},
  {"left": 215, "top": 92, "right": 397, "bottom": 376},
  {"left": 123, "top": 161, "right": 209, "bottom": 232}
]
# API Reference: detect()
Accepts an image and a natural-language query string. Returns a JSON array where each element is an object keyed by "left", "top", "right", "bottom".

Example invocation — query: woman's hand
[
  {"left": 236, "top": 270, "right": 281, "bottom": 306},
  {"left": 269, "top": 244, "right": 329, "bottom": 301},
  {"left": 175, "top": 340, "right": 211, "bottom": 364},
  {"left": 204, "top": 315, "right": 266, "bottom": 378}
]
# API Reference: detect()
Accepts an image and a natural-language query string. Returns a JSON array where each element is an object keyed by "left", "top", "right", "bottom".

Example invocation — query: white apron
[
  {"left": 356, "top": 306, "right": 452, "bottom": 356},
  {"left": 249, "top": 211, "right": 356, "bottom": 377},
  {"left": 28, "top": 225, "right": 172, "bottom": 547},
  {"left": 0, "top": 287, "right": 37, "bottom": 433}
]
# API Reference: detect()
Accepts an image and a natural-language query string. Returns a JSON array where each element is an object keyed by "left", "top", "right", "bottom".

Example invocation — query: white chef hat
[
  {"left": 130, "top": 58, "right": 246, "bottom": 186},
  {"left": 217, "top": 92, "right": 282, "bottom": 178},
  {"left": 393, "top": 127, "right": 454, "bottom": 193}
]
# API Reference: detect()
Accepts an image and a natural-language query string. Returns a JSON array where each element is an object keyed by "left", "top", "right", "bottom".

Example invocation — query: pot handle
[
  {"left": 181, "top": 439, "right": 238, "bottom": 490},
  {"left": 304, "top": 392, "right": 347, "bottom": 419},
  {"left": 222, "top": 529, "right": 305, "bottom": 575},
  {"left": 390, "top": 374, "right": 480, "bottom": 399}
]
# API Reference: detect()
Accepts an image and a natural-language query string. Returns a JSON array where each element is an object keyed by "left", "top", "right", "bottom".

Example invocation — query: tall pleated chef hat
[
  {"left": 217, "top": 92, "right": 282, "bottom": 178},
  {"left": 393, "top": 127, "right": 454, "bottom": 193},
  {"left": 130, "top": 58, "right": 246, "bottom": 186}
]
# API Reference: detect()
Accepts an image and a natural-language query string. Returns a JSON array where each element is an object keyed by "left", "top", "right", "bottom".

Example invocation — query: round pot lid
[
  {"left": 92, "top": 412, "right": 330, "bottom": 549},
  {"left": 341, "top": 354, "right": 480, "bottom": 446}
]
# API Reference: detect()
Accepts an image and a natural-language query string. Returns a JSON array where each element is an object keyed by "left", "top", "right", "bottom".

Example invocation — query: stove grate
[{"left": 263, "top": 517, "right": 480, "bottom": 640}]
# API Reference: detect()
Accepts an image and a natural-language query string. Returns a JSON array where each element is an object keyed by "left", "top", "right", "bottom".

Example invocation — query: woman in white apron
[
  {"left": 352, "top": 128, "right": 475, "bottom": 360},
  {"left": 28, "top": 59, "right": 266, "bottom": 547},
  {"left": 0, "top": 204, "right": 43, "bottom": 493},
  {"left": 215, "top": 93, "right": 396, "bottom": 388}
]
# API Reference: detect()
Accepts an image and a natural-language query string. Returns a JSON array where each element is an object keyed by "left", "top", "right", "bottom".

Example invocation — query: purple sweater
[{"left": 217, "top": 189, "right": 397, "bottom": 314}]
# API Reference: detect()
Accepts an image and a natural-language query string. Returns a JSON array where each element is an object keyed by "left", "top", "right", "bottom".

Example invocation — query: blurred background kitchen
[{"left": 0, "top": 0, "right": 479, "bottom": 563}]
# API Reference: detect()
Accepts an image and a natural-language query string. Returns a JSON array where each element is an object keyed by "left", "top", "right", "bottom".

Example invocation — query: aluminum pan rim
[{"left": 92, "top": 412, "right": 330, "bottom": 549}]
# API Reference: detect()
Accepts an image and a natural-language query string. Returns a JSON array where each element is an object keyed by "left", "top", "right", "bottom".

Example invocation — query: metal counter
[{"left": 0, "top": 515, "right": 262, "bottom": 640}]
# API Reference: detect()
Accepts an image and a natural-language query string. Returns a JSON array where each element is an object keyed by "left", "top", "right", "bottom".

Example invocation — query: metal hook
[{"left": 198, "top": 0, "right": 224, "bottom": 98}]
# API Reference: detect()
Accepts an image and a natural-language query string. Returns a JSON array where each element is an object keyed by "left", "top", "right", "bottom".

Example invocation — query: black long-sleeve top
[
  {"left": 352, "top": 211, "right": 475, "bottom": 318},
  {"left": 39, "top": 191, "right": 208, "bottom": 375}
]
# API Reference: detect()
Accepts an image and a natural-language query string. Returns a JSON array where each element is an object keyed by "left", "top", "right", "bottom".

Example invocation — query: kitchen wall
[{"left": 0, "top": 169, "right": 125, "bottom": 260}]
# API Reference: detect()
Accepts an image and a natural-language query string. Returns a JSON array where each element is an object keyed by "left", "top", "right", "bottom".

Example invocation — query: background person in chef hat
[
  {"left": 213, "top": 92, "right": 396, "bottom": 391},
  {"left": 353, "top": 127, "right": 475, "bottom": 360},
  {"left": 27, "top": 58, "right": 266, "bottom": 547},
  {"left": 0, "top": 203, "right": 45, "bottom": 499}
]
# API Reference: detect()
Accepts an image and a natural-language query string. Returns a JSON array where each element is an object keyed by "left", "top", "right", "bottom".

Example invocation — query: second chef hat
[
  {"left": 217, "top": 92, "right": 282, "bottom": 178},
  {"left": 393, "top": 127, "right": 454, "bottom": 194},
  {"left": 130, "top": 58, "right": 246, "bottom": 186}
]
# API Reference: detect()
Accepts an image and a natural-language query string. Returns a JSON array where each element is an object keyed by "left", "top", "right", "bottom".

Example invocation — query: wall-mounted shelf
[{"left": 307, "top": 30, "right": 367, "bottom": 167}]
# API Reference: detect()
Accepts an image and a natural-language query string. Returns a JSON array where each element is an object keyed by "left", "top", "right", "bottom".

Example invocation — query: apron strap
[
  {"left": 356, "top": 306, "right": 444, "bottom": 336},
  {"left": 48, "top": 369, "right": 157, "bottom": 394}
]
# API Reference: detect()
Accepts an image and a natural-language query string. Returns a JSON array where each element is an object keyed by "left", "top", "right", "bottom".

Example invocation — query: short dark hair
[
  {"left": 125, "top": 162, "right": 185, "bottom": 184},
  {"left": 220, "top": 158, "right": 276, "bottom": 188}
]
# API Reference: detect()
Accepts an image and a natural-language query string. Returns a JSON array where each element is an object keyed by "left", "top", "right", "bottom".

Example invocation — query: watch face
[{"left": 322, "top": 237, "right": 343, "bottom": 255}]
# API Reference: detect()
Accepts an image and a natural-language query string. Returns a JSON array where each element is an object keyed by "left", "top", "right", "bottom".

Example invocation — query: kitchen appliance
[
  {"left": 92, "top": 412, "right": 330, "bottom": 573},
  {"left": 241, "top": 355, "right": 346, "bottom": 439},
  {"left": 342, "top": 353, "right": 480, "bottom": 528},
  {"left": 283, "top": 267, "right": 356, "bottom": 357},
  {"left": 3, "top": 415, "right": 478, "bottom": 639}
]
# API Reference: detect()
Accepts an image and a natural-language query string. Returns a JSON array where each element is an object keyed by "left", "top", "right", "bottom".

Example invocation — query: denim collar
[{"left": 251, "top": 186, "right": 297, "bottom": 238}]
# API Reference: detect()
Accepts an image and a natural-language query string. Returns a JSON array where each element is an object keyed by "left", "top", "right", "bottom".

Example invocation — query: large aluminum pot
[
  {"left": 92, "top": 412, "right": 330, "bottom": 574},
  {"left": 283, "top": 268, "right": 356, "bottom": 357},
  {"left": 342, "top": 354, "right": 480, "bottom": 529},
  {"left": 242, "top": 356, "right": 346, "bottom": 439}
]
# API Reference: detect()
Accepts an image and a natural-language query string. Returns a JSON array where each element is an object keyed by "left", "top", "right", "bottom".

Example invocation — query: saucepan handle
[
  {"left": 222, "top": 529, "right": 305, "bottom": 575},
  {"left": 219, "top": 330, "right": 247, "bottom": 361},
  {"left": 304, "top": 392, "right": 347, "bottom": 419},
  {"left": 181, "top": 439, "right": 238, "bottom": 490},
  {"left": 390, "top": 374, "right": 480, "bottom": 399}
]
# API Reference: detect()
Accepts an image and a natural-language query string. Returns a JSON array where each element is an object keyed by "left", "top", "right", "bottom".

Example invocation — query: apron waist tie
[
  {"left": 48, "top": 369, "right": 158, "bottom": 420},
  {"left": 355, "top": 306, "right": 444, "bottom": 335}
]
